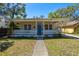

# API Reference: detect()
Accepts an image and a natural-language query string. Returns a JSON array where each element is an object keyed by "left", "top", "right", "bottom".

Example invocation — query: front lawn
[
  {"left": 44, "top": 38, "right": 79, "bottom": 56},
  {"left": 71, "top": 33, "right": 79, "bottom": 36},
  {"left": 0, "top": 38, "right": 36, "bottom": 56}
]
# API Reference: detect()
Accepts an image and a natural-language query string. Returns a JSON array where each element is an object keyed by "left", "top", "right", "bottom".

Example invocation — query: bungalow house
[
  {"left": 11, "top": 18, "right": 69, "bottom": 37},
  {"left": 61, "top": 20, "right": 79, "bottom": 33}
]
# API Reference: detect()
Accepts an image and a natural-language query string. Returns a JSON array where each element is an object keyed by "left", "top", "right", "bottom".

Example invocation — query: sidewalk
[
  {"left": 32, "top": 39, "right": 48, "bottom": 56},
  {"left": 62, "top": 33, "right": 79, "bottom": 39}
]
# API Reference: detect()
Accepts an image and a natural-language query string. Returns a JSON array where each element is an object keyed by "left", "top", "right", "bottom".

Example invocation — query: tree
[
  {"left": 48, "top": 12, "right": 53, "bottom": 19},
  {"left": 8, "top": 21, "right": 19, "bottom": 35},
  {"left": 48, "top": 4, "right": 79, "bottom": 20},
  {"left": 0, "top": 3, "right": 27, "bottom": 19},
  {"left": 0, "top": 3, "right": 6, "bottom": 15}
]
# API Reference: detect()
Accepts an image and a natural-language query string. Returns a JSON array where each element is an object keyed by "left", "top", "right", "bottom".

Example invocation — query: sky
[{"left": 26, "top": 3, "right": 74, "bottom": 18}]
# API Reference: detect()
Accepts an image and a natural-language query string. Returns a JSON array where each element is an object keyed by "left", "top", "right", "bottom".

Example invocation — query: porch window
[
  {"left": 45, "top": 24, "right": 48, "bottom": 30},
  {"left": 28, "top": 24, "right": 32, "bottom": 30},
  {"left": 49, "top": 24, "right": 52, "bottom": 30},
  {"left": 24, "top": 24, "right": 28, "bottom": 30},
  {"left": 33, "top": 25, "right": 35, "bottom": 30}
]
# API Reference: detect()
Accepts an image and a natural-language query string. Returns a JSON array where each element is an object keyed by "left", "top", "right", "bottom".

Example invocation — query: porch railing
[{"left": 43, "top": 30, "right": 61, "bottom": 34}]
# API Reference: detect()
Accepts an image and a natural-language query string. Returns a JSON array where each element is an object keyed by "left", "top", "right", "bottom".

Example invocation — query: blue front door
[{"left": 37, "top": 22, "right": 43, "bottom": 35}]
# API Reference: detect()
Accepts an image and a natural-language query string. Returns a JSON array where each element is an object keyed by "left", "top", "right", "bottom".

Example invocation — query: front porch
[
  {"left": 11, "top": 30, "right": 60, "bottom": 37},
  {"left": 11, "top": 20, "right": 61, "bottom": 37}
]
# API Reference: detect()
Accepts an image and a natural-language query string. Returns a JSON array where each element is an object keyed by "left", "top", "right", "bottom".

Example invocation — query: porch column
[
  {"left": 36, "top": 21, "right": 37, "bottom": 35},
  {"left": 43, "top": 21, "right": 44, "bottom": 35},
  {"left": 48, "top": 22, "right": 49, "bottom": 30}
]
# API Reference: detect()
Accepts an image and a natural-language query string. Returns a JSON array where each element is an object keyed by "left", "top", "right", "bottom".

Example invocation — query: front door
[{"left": 37, "top": 22, "right": 43, "bottom": 35}]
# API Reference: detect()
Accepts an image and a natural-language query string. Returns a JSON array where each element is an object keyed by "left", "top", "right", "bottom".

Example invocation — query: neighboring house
[
  {"left": 11, "top": 18, "right": 69, "bottom": 37},
  {"left": 61, "top": 20, "right": 79, "bottom": 33}
]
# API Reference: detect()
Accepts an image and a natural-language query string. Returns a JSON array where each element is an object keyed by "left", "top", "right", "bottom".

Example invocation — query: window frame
[
  {"left": 49, "top": 24, "right": 52, "bottom": 30},
  {"left": 28, "top": 24, "right": 32, "bottom": 30},
  {"left": 45, "top": 24, "right": 48, "bottom": 30},
  {"left": 24, "top": 24, "right": 28, "bottom": 30}
]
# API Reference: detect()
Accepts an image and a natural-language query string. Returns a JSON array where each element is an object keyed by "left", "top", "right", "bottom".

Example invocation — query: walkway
[
  {"left": 62, "top": 33, "right": 79, "bottom": 39},
  {"left": 32, "top": 37, "right": 48, "bottom": 56}
]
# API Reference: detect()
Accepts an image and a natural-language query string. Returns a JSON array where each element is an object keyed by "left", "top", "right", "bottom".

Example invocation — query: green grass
[
  {"left": 71, "top": 33, "right": 79, "bottom": 36},
  {"left": 44, "top": 38, "right": 79, "bottom": 56},
  {"left": 0, "top": 38, "right": 36, "bottom": 56}
]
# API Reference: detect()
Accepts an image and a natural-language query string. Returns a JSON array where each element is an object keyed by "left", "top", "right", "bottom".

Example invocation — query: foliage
[
  {"left": 0, "top": 28, "right": 8, "bottom": 37},
  {"left": 74, "top": 26, "right": 79, "bottom": 33},
  {"left": 48, "top": 4, "right": 79, "bottom": 20},
  {"left": 9, "top": 21, "right": 18, "bottom": 30},
  {"left": 0, "top": 3, "right": 5, "bottom": 15},
  {"left": 8, "top": 21, "right": 19, "bottom": 35},
  {"left": 0, "top": 3, "right": 27, "bottom": 19}
]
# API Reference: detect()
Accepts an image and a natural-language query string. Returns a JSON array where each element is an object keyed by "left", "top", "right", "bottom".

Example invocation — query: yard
[
  {"left": 71, "top": 33, "right": 79, "bottom": 36},
  {"left": 44, "top": 38, "right": 79, "bottom": 56},
  {"left": 0, "top": 38, "right": 36, "bottom": 56}
]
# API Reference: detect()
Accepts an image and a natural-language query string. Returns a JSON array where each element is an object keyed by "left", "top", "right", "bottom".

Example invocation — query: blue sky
[{"left": 26, "top": 3, "right": 73, "bottom": 18}]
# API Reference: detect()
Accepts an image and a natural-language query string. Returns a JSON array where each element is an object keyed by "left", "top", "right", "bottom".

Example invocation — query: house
[
  {"left": 11, "top": 18, "right": 69, "bottom": 37},
  {"left": 61, "top": 20, "right": 79, "bottom": 33}
]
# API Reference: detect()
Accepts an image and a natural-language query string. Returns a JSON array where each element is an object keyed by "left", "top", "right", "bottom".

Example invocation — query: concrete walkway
[
  {"left": 32, "top": 37, "right": 48, "bottom": 56},
  {"left": 62, "top": 33, "right": 79, "bottom": 39}
]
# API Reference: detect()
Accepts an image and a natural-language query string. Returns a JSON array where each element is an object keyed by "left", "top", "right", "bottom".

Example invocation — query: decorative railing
[{"left": 12, "top": 29, "right": 61, "bottom": 35}]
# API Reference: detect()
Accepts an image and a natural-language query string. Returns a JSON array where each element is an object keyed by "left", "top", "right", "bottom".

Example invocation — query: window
[
  {"left": 45, "top": 24, "right": 48, "bottom": 30},
  {"left": 24, "top": 24, "right": 28, "bottom": 30},
  {"left": 28, "top": 24, "right": 32, "bottom": 30},
  {"left": 49, "top": 24, "right": 52, "bottom": 30},
  {"left": 33, "top": 25, "right": 35, "bottom": 30}
]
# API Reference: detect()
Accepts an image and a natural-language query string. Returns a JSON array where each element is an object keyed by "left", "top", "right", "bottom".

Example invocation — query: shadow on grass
[{"left": 0, "top": 41, "right": 14, "bottom": 52}]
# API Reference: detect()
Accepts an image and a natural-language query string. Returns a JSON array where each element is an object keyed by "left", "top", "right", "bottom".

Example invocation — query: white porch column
[
  {"left": 36, "top": 21, "right": 37, "bottom": 35},
  {"left": 43, "top": 21, "right": 45, "bottom": 35},
  {"left": 48, "top": 22, "right": 49, "bottom": 30}
]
